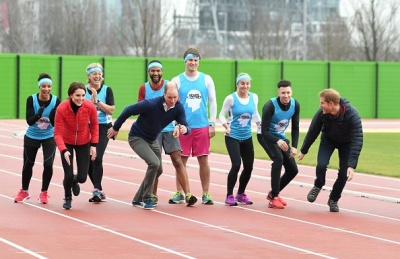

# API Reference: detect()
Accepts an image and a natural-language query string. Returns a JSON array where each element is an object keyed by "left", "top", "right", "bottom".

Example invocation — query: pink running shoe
[
  {"left": 225, "top": 195, "right": 238, "bottom": 206},
  {"left": 14, "top": 189, "right": 30, "bottom": 203},
  {"left": 235, "top": 193, "right": 253, "bottom": 205},
  {"left": 38, "top": 191, "right": 49, "bottom": 204},
  {"left": 268, "top": 197, "right": 284, "bottom": 209}
]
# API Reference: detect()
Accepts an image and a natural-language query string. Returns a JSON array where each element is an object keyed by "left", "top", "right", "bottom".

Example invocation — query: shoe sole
[
  {"left": 168, "top": 199, "right": 185, "bottom": 204},
  {"left": 236, "top": 201, "right": 253, "bottom": 205},
  {"left": 89, "top": 196, "right": 102, "bottom": 203},
  {"left": 38, "top": 199, "right": 48, "bottom": 204},
  {"left": 202, "top": 200, "right": 214, "bottom": 205},
  {"left": 225, "top": 203, "right": 238, "bottom": 206},
  {"left": 14, "top": 196, "right": 30, "bottom": 203},
  {"left": 268, "top": 204, "right": 284, "bottom": 209}
]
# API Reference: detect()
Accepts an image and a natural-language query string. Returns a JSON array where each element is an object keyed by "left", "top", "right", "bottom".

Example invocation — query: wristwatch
[{"left": 209, "top": 122, "right": 215, "bottom": 127}]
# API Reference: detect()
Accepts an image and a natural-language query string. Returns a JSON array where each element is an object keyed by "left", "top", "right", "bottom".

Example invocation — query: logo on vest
[{"left": 186, "top": 90, "right": 202, "bottom": 112}]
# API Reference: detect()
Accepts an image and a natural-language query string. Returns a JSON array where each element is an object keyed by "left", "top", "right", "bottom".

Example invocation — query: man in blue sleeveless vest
[
  {"left": 169, "top": 48, "right": 217, "bottom": 205},
  {"left": 137, "top": 60, "right": 197, "bottom": 207},
  {"left": 257, "top": 80, "right": 300, "bottom": 209}
]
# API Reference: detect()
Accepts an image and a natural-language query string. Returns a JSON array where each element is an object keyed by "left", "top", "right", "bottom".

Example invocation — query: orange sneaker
[
  {"left": 14, "top": 189, "right": 30, "bottom": 203},
  {"left": 38, "top": 191, "right": 49, "bottom": 204},
  {"left": 267, "top": 192, "right": 287, "bottom": 206},
  {"left": 268, "top": 197, "right": 284, "bottom": 209}
]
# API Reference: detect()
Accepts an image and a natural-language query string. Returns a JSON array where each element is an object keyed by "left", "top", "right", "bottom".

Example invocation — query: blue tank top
[
  {"left": 178, "top": 72, "right": 208, "bottom": 128},
  {"left": 144, "top": 80, "right": 174, "bottom": 132},
  {"left": 85, "top": 85, "right": 112, "bottom": 124},
  {"left": 229, "top": 93, "right": 255, "bottom": 140},
  {"left": 269, "top": 98, "right": 295, "bottom": 139},
  {"left": 26, "top": 94, "right": 57, "bottom": 140}
]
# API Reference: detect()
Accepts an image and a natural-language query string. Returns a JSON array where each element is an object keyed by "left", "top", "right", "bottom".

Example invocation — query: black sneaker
[
  {"left": 89, "top": 190, "right": 102, "bottom": 203},
  {"left": 307, "top": 186, "right": 321, "bottom": 203},
  {"left": 63, "top": 197, "right": 72, "bottom": 210},
  {"left": 72, "top": 182, "right": 80, "bottom": 196},
  {"left": 132, "top": 200, "right": 143, "bottom": 207},
  {"left": 185, "top": 194, "right": 198, "bottom": 207},
  {"left": 327, "top": 199, "right": 339, "bottom": 212}
]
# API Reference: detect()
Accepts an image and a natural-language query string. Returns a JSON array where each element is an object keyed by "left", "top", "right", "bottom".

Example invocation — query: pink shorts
[{"left": 179, "top": 127, "right": 210, "bottom": 157}]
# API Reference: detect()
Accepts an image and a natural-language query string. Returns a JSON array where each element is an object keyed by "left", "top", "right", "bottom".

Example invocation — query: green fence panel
[
  {"left": 61, "top": 55, "right": 103, "bottom": 100},
  {"left": 330, "top": 62, "right": 376, "bottom": 118},
  {"left": 0, "top": 54, "right": 17, "bottom": 118},
  {"left": 18, "top": 54, "right": 61, "bottom": 119},
  {"left": 104, "top": 56, "right": 146, "bottom": 116},
  {"left": 237, "top": 60, "right": 281, "bottom": 115},
  {"left": 377, "top": 63, "right": 400, "bottom": 118},
  {"left": 282, "top": 61, "right": 328, "bottom": 118}
]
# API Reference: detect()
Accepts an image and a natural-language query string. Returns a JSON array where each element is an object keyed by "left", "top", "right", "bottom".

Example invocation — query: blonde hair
[{"left": 86, "top": 63, "right": 104, "bottom": 84}]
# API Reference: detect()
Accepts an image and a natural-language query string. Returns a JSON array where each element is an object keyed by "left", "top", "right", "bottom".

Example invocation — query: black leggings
[
  {"left": 61, "top": 143, "right": 90, "bottom": 197},
  {"left": 225, "top": 136, "right": 254, "bottom": 196},
  {"left": 257, "top": 134, "right": 298, "bottom": 197},
  {"left": 21, "top": 135, "right": 56, "bottom": 191},
  {"left": 88, "top": 123, "right": 111, "bottom": 191}
]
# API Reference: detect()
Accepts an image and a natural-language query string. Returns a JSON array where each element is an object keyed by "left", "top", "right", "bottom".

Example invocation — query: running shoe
[
  {"left": 63, "top": 197, "right": 72, "bottom": 210},
  {"left": 307, "top": 186, "right": 321, "bottom": 203},
  {"left": 168, "top": 192, "right": 185, "bottom": 204},
  {"left": 268, "top": 197, "right": 284, "bottom": 209},
  {"left": 38, "top": 191, "right": 49, "bottom": 204},
  {"left": 267, "top": 192, "right": 287, "bottom": 206},
  {"left": 225, "top": 195, "right": 238, "bottom": 206},
  {"left": 235, "top": 193, "right": 253, "bottom": 205},
  {"left": 202, "top": 192, "right": 214, "bottom": 205},
  {"left": 100, "top": 191, "right": 106, "bottom": 200},
  {"left": 132, "top": 200, "right": 143, "bottom": 207},
  {"left": 89, "top": 189, "right": 102, "bottom": 203},
  {"left": 185, "top": 193, "right": 198, "bottom": 206},
  {"left": 141, "top": 199, "right": 155, "bottom": 210},
  {"left": 327, "top": 199, "right": 339, "bottom": 212},
  {"left": 72, "top": 182, "right": 80, "bottom": 196},
  {"left": 14, "top": 189, "right": 30, "bottom": 203}
]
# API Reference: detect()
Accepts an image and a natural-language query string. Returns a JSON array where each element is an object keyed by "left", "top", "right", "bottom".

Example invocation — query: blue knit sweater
[{"left": 113, "top": 96, "right": 190, "bottom": 142}]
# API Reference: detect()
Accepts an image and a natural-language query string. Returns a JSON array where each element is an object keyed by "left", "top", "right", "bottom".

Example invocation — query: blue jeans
[{"left": 315, "top": 135, "right": 351, "bottom": 202}]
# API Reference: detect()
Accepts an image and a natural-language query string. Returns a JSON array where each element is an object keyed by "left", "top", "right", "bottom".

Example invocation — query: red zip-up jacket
[{"left": 54, "top": 99, "right": 99, "bottom": 153}]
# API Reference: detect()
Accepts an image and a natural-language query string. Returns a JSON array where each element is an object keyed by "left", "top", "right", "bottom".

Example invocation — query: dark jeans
[
  {"left": 315, "top": 135, "right": 351, "bottom": 202},
  {"left": 88, "top": 123, "right": 111, "bottom": 191},
  {"left": 257, "top": 134, "right": 298, "bottom": 197},
  {"left": 61, "top": 143, "right": 90, "bottom": 197},
  {"left": 225, "top": 136, "right": 254, "bottom": 196},
  {"left": 22, "top": 135, "right": 56, "bottom": 191}
]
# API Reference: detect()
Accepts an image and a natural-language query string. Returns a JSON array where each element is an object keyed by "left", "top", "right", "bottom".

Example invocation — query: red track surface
[{"left": 0, "top": 119, "right": 399, "bottom": 259}]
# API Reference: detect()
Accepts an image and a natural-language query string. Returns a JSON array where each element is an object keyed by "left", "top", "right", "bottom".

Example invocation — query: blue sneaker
[
  {"left": 168, "top": 192, "right": 185, "bottom": 204},
  {"left": 142, "top": 199, "right": 155, "bottom": 210},
  {"left": 202, "top": 192, "right": 214, "bottom": 205}
]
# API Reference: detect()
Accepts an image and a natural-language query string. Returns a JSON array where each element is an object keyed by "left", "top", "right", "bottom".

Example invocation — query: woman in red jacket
[{"left": 54, "top": 82, "right": 99, "bottom": 210}]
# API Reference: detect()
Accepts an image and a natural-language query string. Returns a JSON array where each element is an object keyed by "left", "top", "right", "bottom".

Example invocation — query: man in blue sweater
[{"left": 107, "top": 82, "right": 197, "bottom": 209}]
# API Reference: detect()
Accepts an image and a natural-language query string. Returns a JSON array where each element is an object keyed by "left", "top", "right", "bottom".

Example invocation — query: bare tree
[
  {"left": 112, "top": 0, "right": 175, "bottom": 57},
  {"left": 350, "top": 0, "right": 400, "bottom": 61}
]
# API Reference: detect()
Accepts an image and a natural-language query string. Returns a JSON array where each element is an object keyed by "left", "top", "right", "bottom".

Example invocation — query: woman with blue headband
[
  {"left": 219, "top": 73, "right": 261, "bottom": 206},
  {"left": 14, "top": 73, "right": 61, "bottom": 204},
  {"left": 85, "top": 63, "right": 115, "bottom": 203}
]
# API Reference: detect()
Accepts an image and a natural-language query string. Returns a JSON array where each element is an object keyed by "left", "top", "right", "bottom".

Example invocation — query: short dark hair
[
  {"left": 148, "top": 60, "right": 162, "bottom": 65},
  {"left": 183, "top": 48, "right": 201, "bottom": 59},
  {"left": 38, "top": 73, "right": 51, "bottom": 81},
  {"left": 277, "top": 80, "right": 291, "bottom": 88}
]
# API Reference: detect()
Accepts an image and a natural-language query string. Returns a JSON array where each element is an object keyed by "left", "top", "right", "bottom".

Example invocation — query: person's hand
[
  {"left": 64, "top": 151, "right": 71, "bottom": 165},
  {"left": 90, "top": 146, "right": 97, "bottom": 161},
  {"left": 289, "top": 147, "right": 297, "bottom": 159},
  {"left": 298, "top": 152, "right": 305, "bottom": 161},
  {"left": 209, "top": 126, "right": 215, "bottom": 138},
  {"left": 107, "top": 128, "right": 118, "bottom": 139},
  {"left": 173, "top": 126, "right": 179, "bottom": 138},
  {"left": 178, "top": 124, "right": 188, "bottom": 135},
  {"left": 347, "top": 167, "right": 354, "bottom": 181},
  {"left": 224, "top": 126, "right": 231, "bottom": 136},
  {"left": 277, "top": 139, "right": 289, "bottom": 151}
]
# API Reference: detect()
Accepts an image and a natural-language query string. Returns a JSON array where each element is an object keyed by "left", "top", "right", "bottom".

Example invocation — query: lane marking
[{"left": 0, "top": 237, "right": 48, "bottom": 259}]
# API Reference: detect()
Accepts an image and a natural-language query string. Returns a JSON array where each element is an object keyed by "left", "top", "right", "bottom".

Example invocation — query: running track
[{"left": 0, "top": 119, "right": 399, "bottom": 258}]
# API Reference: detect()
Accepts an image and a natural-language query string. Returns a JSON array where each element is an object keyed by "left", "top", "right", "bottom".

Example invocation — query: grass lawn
[{"left": 116, "top": 131, "right": 399, "bottom": 178}]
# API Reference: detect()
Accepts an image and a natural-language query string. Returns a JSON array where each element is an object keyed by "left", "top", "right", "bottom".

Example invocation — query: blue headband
[
  {"left": 148, "top": 62, "right": 163, "bottom": 70},
  {"left": 236, "top": 75, "right": 251, "bottom": 84},
  {"left": 38, "top": 78, "right": 52, "bottom": 88},
  {"left": 184, "top": 53, "right": 200, "bottom": 63},
  {"left": 87, "top": 67, "right": 103, "bottom": 75}
]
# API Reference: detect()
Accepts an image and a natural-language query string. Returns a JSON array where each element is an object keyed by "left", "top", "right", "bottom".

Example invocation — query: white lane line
[
  {"left": 0, "top": 237, "right": 48, "bottom": 259},
  {"left": 0, "top": 194, "right": 196, "bottom": 259}
]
